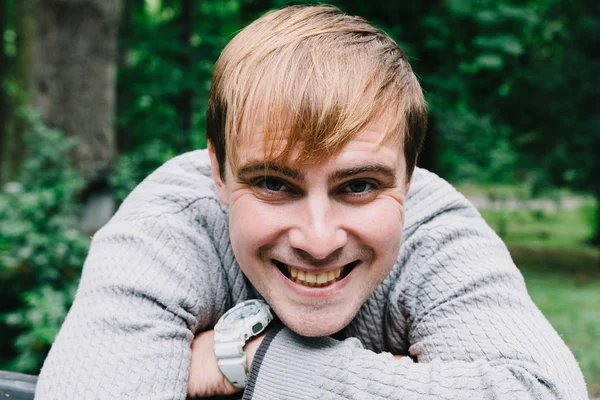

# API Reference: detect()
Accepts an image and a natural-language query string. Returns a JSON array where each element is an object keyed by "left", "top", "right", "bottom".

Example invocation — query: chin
[{"left": 274, "top": 305, "right": 357, "bottom": 337}]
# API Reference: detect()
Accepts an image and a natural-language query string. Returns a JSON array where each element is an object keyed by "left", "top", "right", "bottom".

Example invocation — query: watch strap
[
  {"left": 217, "top": 354, "right": 248, "bottom": 389},
  {"left": 214, "top": 337, "right": 248, "bottom": 388},
  {"left": 214, "top": 300, "right": 272, "bottom": 389}
]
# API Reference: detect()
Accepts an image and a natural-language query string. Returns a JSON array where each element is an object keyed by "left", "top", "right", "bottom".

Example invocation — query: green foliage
[
  {"left": 420, "top": 1, "right": 535, "bottom": 183},
  {"left": 0, "top": 114, "right": 89, "bottom": 373},
  {"left": 3, "top": 27, "right": 17, "bottom": 58},
  {"left": 436, "top": 106, "right": 517, "bottom": 183},
  {"left": 117, "top": 0, "right": 241, "bottom": 159},
  {"left": 113, "top": 0, "right": 246, "bottom": 198},
  {"left": 503, "top": 0, "right": 600, "bottom": 198},
  {"left": 110, "top": 140, "right": 177, "bottom": 202}
]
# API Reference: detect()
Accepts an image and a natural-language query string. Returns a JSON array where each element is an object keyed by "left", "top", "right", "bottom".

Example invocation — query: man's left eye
[{"left": 342, "top": 181, "right": 374, "bottom": 194}]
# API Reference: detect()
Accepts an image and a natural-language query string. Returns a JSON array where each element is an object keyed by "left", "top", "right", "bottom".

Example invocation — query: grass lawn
[
  {"left": 461, "top": 186, "right": 600, "bottom": 397},
  {"left": 515, "top": 250, "right": 600, "bottom": 397},
  {"left": 481, "top": 202, "right": 597, "bottom": 251}
]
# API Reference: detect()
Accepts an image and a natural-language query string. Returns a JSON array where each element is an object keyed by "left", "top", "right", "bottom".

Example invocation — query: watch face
[
  {"left": 225, "top": 302, "right": 261, "bottom": 323},
  {"left": 216, "top": 300, "right": 269, "bottom": 335}
]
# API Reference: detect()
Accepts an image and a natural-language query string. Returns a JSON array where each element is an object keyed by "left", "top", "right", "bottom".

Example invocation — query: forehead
[
  {"left": 229, "top": 107, "right": 404, "bottom": 170},
  {"left": 231, "top": 119, "right": 406, "bottom": 179}
]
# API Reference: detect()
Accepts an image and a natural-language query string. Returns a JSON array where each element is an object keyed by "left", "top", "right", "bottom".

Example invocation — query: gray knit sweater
[{"left": 35, "top": 150, "right": 587, "bottom": 399}]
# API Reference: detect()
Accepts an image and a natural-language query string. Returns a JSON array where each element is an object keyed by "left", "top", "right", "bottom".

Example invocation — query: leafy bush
[
  {"left": 435, "top": 102, "right": 518, "bottom": 184},
  {"left": 0, "top": 115, "right": 90, "bottom": 373},
  {"left": 110, "top": 140, "right": 177, "bottom": 203}
]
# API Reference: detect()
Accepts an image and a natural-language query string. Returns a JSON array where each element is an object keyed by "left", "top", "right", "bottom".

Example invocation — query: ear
[{"left": 208, "top": 142, "right": 229, "bottom": 205}]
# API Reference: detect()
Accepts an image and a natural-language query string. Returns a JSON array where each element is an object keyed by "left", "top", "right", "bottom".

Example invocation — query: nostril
[{"left": 288, "top": 226, "right": 347, "bottom": 260}]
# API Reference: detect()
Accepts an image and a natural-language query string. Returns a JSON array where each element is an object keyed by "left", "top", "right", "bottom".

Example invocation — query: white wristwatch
[{"left": 214, "top": 299, "right": 273, "bottom": 389}]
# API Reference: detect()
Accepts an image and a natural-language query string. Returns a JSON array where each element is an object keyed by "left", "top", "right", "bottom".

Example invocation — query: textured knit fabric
[{"left": 35, "top": 149, "right": 587, "bottom": 399}]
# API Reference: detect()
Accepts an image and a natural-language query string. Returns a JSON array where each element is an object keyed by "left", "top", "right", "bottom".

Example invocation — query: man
[{"left": 36, "top": 5, "right": 587, "bottom": 399}]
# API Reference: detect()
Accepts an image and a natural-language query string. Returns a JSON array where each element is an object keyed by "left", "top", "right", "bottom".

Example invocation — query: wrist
[
  {"left": 244, "top": 331, "right": 266, "bottom": 370},
  {"left": 213, "top": 299, "right": 273, "bottom": 389}
]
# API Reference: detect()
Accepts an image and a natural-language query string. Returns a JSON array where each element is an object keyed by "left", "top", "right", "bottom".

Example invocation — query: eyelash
[
  {"left": 339, "top": 180, "right": 377, "bottom": 195},
  {"left": 256, "top": 177, "right": 292, "bottom": 192},
  {"left": 252, "top": 177, "right": 380, "bottom": 198}
]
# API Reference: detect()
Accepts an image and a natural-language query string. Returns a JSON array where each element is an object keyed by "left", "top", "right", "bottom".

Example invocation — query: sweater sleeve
[
  {"left": 35, "top": 150, "right": 240, "bottom": 399},
  {"left": 242, "top": 202, "right": 588, "bottom": 399}
]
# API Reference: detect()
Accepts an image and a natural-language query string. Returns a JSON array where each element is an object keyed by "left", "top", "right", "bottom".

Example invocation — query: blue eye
[
  {"left": 344, "top": 181, "right": 372, "bottom": 193},
  {"left": 261, "top": 178, "right": 286, "bottom": 191}
]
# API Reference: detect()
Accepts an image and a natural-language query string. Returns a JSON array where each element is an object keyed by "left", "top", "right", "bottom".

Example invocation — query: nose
[{"left": 288, "top": 194, "right": 347, "bottom": 260}]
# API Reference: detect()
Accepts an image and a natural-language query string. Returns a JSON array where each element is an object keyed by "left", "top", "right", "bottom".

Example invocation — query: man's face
[{"left": 209, "top": 118, "right": 409, "bottom": 336}]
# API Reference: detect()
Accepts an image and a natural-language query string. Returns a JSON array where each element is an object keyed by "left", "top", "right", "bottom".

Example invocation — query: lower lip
[{"left": 274, "top": 263, "right": 357, "bottom": 298}]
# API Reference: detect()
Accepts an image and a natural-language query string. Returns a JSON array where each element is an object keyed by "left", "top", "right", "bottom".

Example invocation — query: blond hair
[{"left": 206, "top": 5, "right": 427, "bottom": 181}]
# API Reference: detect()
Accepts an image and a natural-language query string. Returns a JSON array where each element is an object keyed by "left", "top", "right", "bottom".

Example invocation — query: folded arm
[{"left": 36, "top": 151, "right": 240, "bottom": 400}]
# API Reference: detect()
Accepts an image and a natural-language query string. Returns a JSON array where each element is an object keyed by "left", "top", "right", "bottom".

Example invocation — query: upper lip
[{"left": 271, "top": 259, "right": 358, "bottom": 273}]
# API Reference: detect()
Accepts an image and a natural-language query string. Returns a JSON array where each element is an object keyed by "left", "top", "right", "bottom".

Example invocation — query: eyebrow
[
  {"left": 236, "top": 162, "right": 304, "bottom": 181},
  {"left": 328, "top": 164, "right": 397, "bottom": 185},
  {"left": 236, "top": 161, "right": 397, "bottom": 185}
]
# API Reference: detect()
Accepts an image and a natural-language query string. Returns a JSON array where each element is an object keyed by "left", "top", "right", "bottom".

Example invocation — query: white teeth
[
  {"left": 316, "top": 273, "right": 328, "bottom": 284},
  {"left": 287, "top": 265, "right": 345, "bottom": 287}
]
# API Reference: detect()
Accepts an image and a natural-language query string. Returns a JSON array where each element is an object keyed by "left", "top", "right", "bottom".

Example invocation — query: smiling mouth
[{"left": 273, "top": 260, "right": 359, "bottom": 288}]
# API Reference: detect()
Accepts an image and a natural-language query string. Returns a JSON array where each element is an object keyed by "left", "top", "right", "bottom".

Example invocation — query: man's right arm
[{"left": 35, "top": 150, "right": 241, "bottom": 399}]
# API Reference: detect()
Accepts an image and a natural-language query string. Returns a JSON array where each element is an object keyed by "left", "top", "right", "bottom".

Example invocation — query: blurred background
[{"left": 0, "top": 0, "right": 598, "bottom": 396}]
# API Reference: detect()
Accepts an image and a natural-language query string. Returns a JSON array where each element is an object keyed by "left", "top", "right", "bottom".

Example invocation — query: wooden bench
[{"left": 0, "top": 371, "right": 37, "bottom": 400}]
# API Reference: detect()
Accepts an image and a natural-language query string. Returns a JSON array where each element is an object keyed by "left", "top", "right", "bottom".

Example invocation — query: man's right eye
[{"left": 258, "top": 177, "right": 287, "bottom": 192}]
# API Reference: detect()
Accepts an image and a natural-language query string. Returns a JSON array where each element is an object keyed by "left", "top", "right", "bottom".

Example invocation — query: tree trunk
[
  {"left": 32, "top": 0, "right": 120, "bottom": 182},
  {"left": 1, "top": 0, "right": 33, "bottom": 183},
  {"left": 32, "top": 0, "right": 121, "bottom": 232},
  {"left": 12, "top": 0, "right": 33, "bottom": 176}
]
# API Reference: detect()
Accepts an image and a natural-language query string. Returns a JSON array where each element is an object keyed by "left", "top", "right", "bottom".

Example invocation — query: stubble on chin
[
  {"left": 262, "top": 288, "right": 363, "bottom": 337},
  {"left": 275, "top": 304, "right": 357, "bottom": 337}
]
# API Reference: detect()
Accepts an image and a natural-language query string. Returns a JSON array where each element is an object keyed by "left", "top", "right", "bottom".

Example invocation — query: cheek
[
  {"left": 344, "top": 200, "right": 404, "bottom": 254},
  {"left": 228, "top": 197, "right": 288, "bottom": 257}
]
